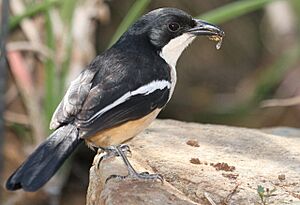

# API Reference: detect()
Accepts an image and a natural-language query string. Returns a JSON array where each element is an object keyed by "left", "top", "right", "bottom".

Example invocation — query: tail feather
[{"left": 6, "top": 124, "right": 83, "bottom": 192}]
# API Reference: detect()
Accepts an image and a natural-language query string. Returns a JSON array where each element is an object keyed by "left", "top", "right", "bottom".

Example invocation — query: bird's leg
[
  {"left": 95, "top": 144, "right": 131, "bottom": 169},
  {"left": 105, "top": 145, "right": 163, "bottom": 183}
]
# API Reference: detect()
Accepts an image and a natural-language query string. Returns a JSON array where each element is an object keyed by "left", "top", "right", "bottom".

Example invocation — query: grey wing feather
[{"left": 50, "top": 68, "right": 98, "bottom": 130}]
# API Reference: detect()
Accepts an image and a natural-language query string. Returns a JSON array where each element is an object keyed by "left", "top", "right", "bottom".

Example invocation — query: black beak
[{"left": 187, "top": 19, "right": 225, "bottom": 38}]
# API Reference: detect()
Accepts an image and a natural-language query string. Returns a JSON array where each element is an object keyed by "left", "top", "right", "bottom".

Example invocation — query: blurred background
[{"left": 1, "top": 0, "right": 300, "bottom": 204}]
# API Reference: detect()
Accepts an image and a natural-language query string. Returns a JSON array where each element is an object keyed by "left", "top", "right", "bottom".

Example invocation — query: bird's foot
[
  {"left": 105, "top": 145, "right": 163, "bottom": 183},
  {"left": 106, "top": 171, "right": 163, "bottom": 183},
  {"left": 95, "top": 144, "right": 131, "bottom": 169}
]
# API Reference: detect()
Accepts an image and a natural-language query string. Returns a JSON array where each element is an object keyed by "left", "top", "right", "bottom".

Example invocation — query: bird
[{"left": 6, "top": 7, "right": 224, "bottom": 192}]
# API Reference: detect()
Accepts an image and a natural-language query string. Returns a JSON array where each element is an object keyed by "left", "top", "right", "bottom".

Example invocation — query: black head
[
  {"left": 116, "top": 8, "right": 224, "bottom": 51},
  {"left": 141, "top": 8, "right": 196, "bottom": 49},
  {"left": 114, "top": 8, "right": 224, "bottom": 67}
]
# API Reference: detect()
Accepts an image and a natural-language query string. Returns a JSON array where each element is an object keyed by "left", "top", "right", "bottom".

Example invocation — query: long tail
[{"left": 6, "top": 124, "right": 83, "bottom": 192}]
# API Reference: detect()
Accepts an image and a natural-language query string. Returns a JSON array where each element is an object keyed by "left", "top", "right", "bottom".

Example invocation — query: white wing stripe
[{"left": 87, "top": 80, "right": 171, "bottom": 123}]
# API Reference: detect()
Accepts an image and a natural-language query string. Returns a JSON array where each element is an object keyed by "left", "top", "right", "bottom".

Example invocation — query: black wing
[
  {"left": 50, "top": 56, "right": 101, "bottom": 129},
  {"left": 75, "top": 47, "right": 171, "bottom": 137},
  {"left": 76, "top": 80, "right": 170, "bottom": 138},
  {"left": 51, "top": 47, "right": 171, "bottom": 137}
]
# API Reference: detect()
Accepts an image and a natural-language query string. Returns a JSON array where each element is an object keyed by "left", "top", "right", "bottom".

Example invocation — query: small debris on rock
[
  {"left": 211, "top": 162, "right": 235, "bottom": 172},
  {"left": 291, "top": 192, "right": 300, "bottom": 200},
  {"left": 169, "top": 194, "right": 177, "bottom": 201},
  {"left": 278, "top": 174, "right": 286, "bottom": 181},
  {"left": 186, "top": 139, "right": 200, "bottom": 147},
  {"left": 222, "top": 173, "right": 239, "bottom": 180},
  {"left": 190, "top": 158, "right": 201, "bottom": 164}
]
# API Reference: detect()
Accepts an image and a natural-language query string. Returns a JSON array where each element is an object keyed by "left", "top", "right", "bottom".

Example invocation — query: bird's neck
[
  {"left": 159, "top": 33, "right": 195, "bottom": 68},
  {"left": 113, "top": 33, "right": 153, "bottom": 51}
]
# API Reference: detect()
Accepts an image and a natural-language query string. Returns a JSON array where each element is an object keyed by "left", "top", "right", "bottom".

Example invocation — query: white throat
[
  {"left": 159, "top": 33, "right": 195, "bottom": 100},
  {"left": 159, "top": 33, "right": 195, "bottom": 68}
]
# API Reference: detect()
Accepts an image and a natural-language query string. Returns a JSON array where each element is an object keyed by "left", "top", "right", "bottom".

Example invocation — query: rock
[{"left": 86, "top": 120, "right": 300, "bottom": 205}]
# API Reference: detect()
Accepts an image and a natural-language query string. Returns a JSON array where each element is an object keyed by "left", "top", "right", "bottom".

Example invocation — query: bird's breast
[{"left": 85, "top": 109, "right": 161, "bottom": 147}]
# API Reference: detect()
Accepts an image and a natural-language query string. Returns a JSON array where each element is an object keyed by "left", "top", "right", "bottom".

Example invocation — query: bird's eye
[{"left": 168, "top": 22, "right": 180, "bottom": 32}]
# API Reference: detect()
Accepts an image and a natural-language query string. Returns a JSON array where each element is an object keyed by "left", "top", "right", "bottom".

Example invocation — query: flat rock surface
[{"left": 86, "top": 120, "right": 300, "bottom": 205}]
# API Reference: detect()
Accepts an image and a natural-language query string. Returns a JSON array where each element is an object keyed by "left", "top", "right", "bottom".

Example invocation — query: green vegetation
[
  {"left": 199, "top": 0, "right": 278, "bottom": 23},
  {"left": 9, "top": 0, "right": 60, "bottom": 30},
  {"left": 257, "top": 185, "right": 277, "bottom": 205}
]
